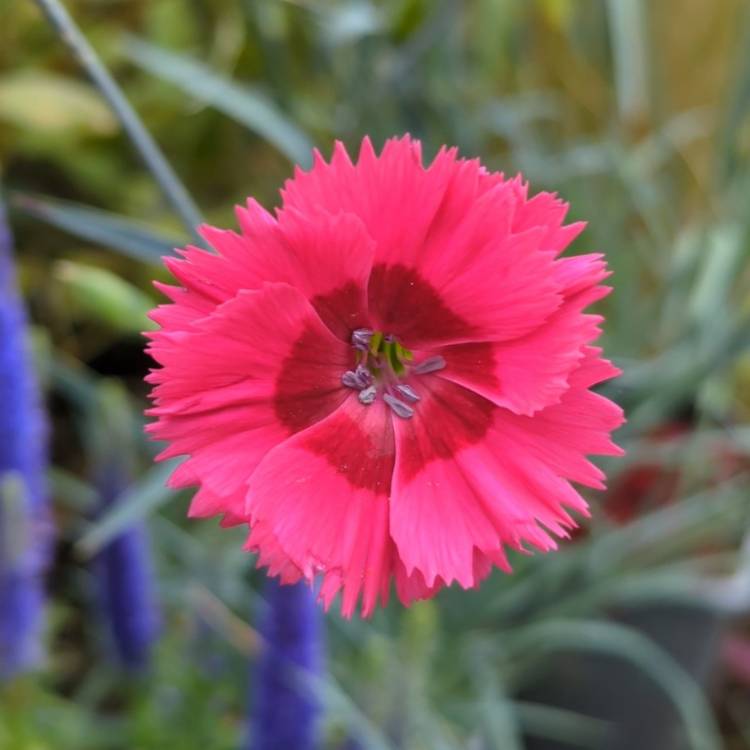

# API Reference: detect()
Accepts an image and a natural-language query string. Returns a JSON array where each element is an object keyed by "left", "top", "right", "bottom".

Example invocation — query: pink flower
[{"left": 146, "top": 136, "right": 624, "bottom": 617}]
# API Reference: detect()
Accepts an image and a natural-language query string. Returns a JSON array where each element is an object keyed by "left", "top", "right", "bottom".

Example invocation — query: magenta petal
[
  {"left": 493, "top": 350, "right": 625, "bottom": 489},
  {"left": 436, "top": 254, "right": 612, "bottom": 415},
  {"left": 245, "top": 397, "right": 395, "bottom": 618},
  {"left": 389, "top": 370, "right": 622, "bottom": 587},
  {"left": 237, "top": 205, "right": 376, "bottom": 340},
  {"left": 156, "top": 200, "right": 376, "bottom": 341},
  {"left": 245, "top": 522, "right": 304, "bottom": 585},
  {"left": 284, "top": 137, "right": 572, "bottom": 348},
  {"left": 282, "top": 137, "right": 456, "bottom": 274},
  {"left": 148, "top": 283, "right": 350, "bottom": 522},
  {"left": 389, "top": 379, "right": 501, "bottom": 587}
]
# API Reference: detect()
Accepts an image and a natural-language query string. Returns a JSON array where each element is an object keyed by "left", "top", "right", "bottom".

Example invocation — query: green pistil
[
  {"left": 345, "top": 328, "right": 438, "bottom": 419},
  {"left": 365, "top": 332, "right": 413, "bottom": 377}
]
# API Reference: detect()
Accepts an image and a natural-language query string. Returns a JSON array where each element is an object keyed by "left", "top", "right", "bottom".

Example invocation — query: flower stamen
[
  {"left": 394, "top": 384, "right": 420, "bottom": 402},
  {"left": 343, "top": 331, "right": 447, "bottom": 419},
  {"left": 351, "top": 328, "right": 373, "bottom": 351},
  {"left": 358, "top": 385, "right": 377, "bottom": 405},
  {"left": 342, "top": 365, "right": 373, "bottom": 390},
  {"left": 413, "top": 356, "right": 446, "bottom": 374},
  {"left": 383, "top": 394, "right": 414, "bottom": 419}
]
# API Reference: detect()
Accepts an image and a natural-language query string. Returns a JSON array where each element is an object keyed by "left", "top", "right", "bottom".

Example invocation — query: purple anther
[
  {"left": 351, "top": 328, "right": 374, "bottom": 351},
  {"left": 354, "top": 365, "right": 373, "bottom": 387},
  {"left": 413, "top": 355, "right": 446, "bottom": 375},
  {"left": 394, "top": 384, "right": 420, "bottom": 402},
  {"left": 358, "top": 385, "right": 377, "bottom": 406},
  {"left": 383, "top": 394, "right": 414, "bottom": 419},
  {"left": 341, "top": 370, "right": 362, "bottom": 389}
]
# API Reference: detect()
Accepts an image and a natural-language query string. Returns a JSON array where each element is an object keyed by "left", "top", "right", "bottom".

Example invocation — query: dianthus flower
[{"left": 147, "top": 136, "right": 624, "bottom": 617}]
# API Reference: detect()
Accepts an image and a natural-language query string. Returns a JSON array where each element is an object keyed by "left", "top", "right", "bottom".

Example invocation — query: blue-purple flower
[
  {"left": 248, "top": 579, "right": 322, "bottom": 750},
  {"left": 0, "top": 196, "right": 51, "bottom": 679},
  {"left": 90, "top": 383, "right": 160, "bottom": 670}
]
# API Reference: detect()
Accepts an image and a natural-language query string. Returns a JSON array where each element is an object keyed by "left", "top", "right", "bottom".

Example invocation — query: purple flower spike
[
  {"left": 0, "top": 196, "right": 51, "bottom": 679},
  {"left": 247, "top": 579, "right": 322, "bottom": 750},
  {"left": 97, "top": 516, "right": 160, "bottom": 669},
  {"left": 89, "top": 384, "right": 160, "bottom": 671}
]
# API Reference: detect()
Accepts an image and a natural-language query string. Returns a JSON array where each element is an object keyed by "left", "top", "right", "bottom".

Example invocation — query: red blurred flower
[{"left": 603, "top": 420, "right": 746, "bottom": 525}]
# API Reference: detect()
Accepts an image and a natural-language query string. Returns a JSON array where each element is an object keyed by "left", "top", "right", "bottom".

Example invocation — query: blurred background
[{"left": 1, "top": 0, "right": 750, "bottom": 748}]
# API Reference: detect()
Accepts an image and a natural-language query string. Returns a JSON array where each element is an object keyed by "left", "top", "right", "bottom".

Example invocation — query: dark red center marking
[
  {"left": 273, "top": 324, "right": 350, "bottom": 432},
  {"left": 303, "top": 408, "right": 394, "bottom": 495},
  {"left": 397, "top": 378, "right": 495, "bottom": 482},
  {"left": 440, "top": 342, "right": 499, "bottom": 390},
  {"left": 310, "top": 280, "right": 369, "bottom": 342},
  {"left": 367, "top": 263, "right": 477, "bottom": 346}
]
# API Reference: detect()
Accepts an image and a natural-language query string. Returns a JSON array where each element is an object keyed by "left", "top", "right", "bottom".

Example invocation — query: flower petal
[
  {"left": 246, "top": 397, "right": 395, "bottom": 617},
  {"left": 435, "top": 255, "right": 611, "bottom": 415},
  {"left": 158, "top": 204, "right": 376, "bottom": 341},
  {"left": 148, "top": 282, "right": 350, "bottom": 521},
  {"left": 367, "top": 228, "right": 562, "bottom": 348},
  {"left": 394, "top": 560, "right": 443, "bottom": 606},
  {"left": 236, "top": 205, "right": 376, "bottom": 340},
  {"left": 281, "top": 137, "right": 456, "bottom": 269},
  {"left": 509, "top": 183, "right": 586, "bottom": 255},
  {"left": 390, "top": 371, "right": 622, "bottom": 587},
  {"left": 246, "top": 522, "right": 305, "bottom": 585},
  {"left": 283, "top": 137, "right": 568, "bottom": 347},
  {"left": 389, "top": 379, "right": 502, "bottom": 587},
  {"left": 492, "top": 349, "right": 625, "bottom": 490}
]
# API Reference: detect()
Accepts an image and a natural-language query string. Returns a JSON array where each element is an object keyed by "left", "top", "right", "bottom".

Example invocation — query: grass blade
[
  {"left": 514, "top": 702, "right": 611, "bottom": 748},
  {"left": 31, "top": 0, "right": 204, "bottom": 238},
  {"left": 11, "top": 192, "right": 183, "bottom": 263},
  {"left": 123, "top": 35, "right": 314, "bottom": 167},
  {"left": 606, "top": 0, "right": 649, "bottom": 126},
  {"left": 508, "top": 619, "right": 723, "bottom": 750}
]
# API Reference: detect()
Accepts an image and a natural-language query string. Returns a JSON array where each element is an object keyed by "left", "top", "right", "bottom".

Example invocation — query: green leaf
[
  {"left": 53, "top": 260, "right": 155, "bottom": 334},
  {"left": 469, "top": 645, "right": 524, "bottom": 750},
  {"left": 10, "top": 192, "right": 183, "bottom": 264},
  {"left": 688, "top": 223, "right": 744, "bottom": 327},
  {"left": 323, "top": 2, "right": 384, "bottom": 44},
  {"left": 605, "top": 0, "right": 649, "bottom": 124},
  {"left": 306, "top": 670, "right": 395, "bottom": 750},
  {"left": 514, "top": 702, "right": 611, "bottom": 748},
  {"left": 48, "top": 469, "right": 98, "bottom": 513},
  {"left": 123, "top": 36, "right": 314, "bottom": 166},
  {"left": 49, "top": 357, "right": 100, "bottom": 410},
  {"left": 507, "top": 619, "right": 723, "bottom": 750}
]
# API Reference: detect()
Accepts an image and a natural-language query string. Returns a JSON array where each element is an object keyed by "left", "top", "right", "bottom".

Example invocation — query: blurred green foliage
[{"left": 2, "top": 0, "right": 750, "bottom": 748}]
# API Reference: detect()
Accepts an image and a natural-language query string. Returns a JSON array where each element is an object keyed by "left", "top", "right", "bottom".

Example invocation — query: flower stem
[{"left": 32, "top": 0, "right": 204, "bottom": 241}]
